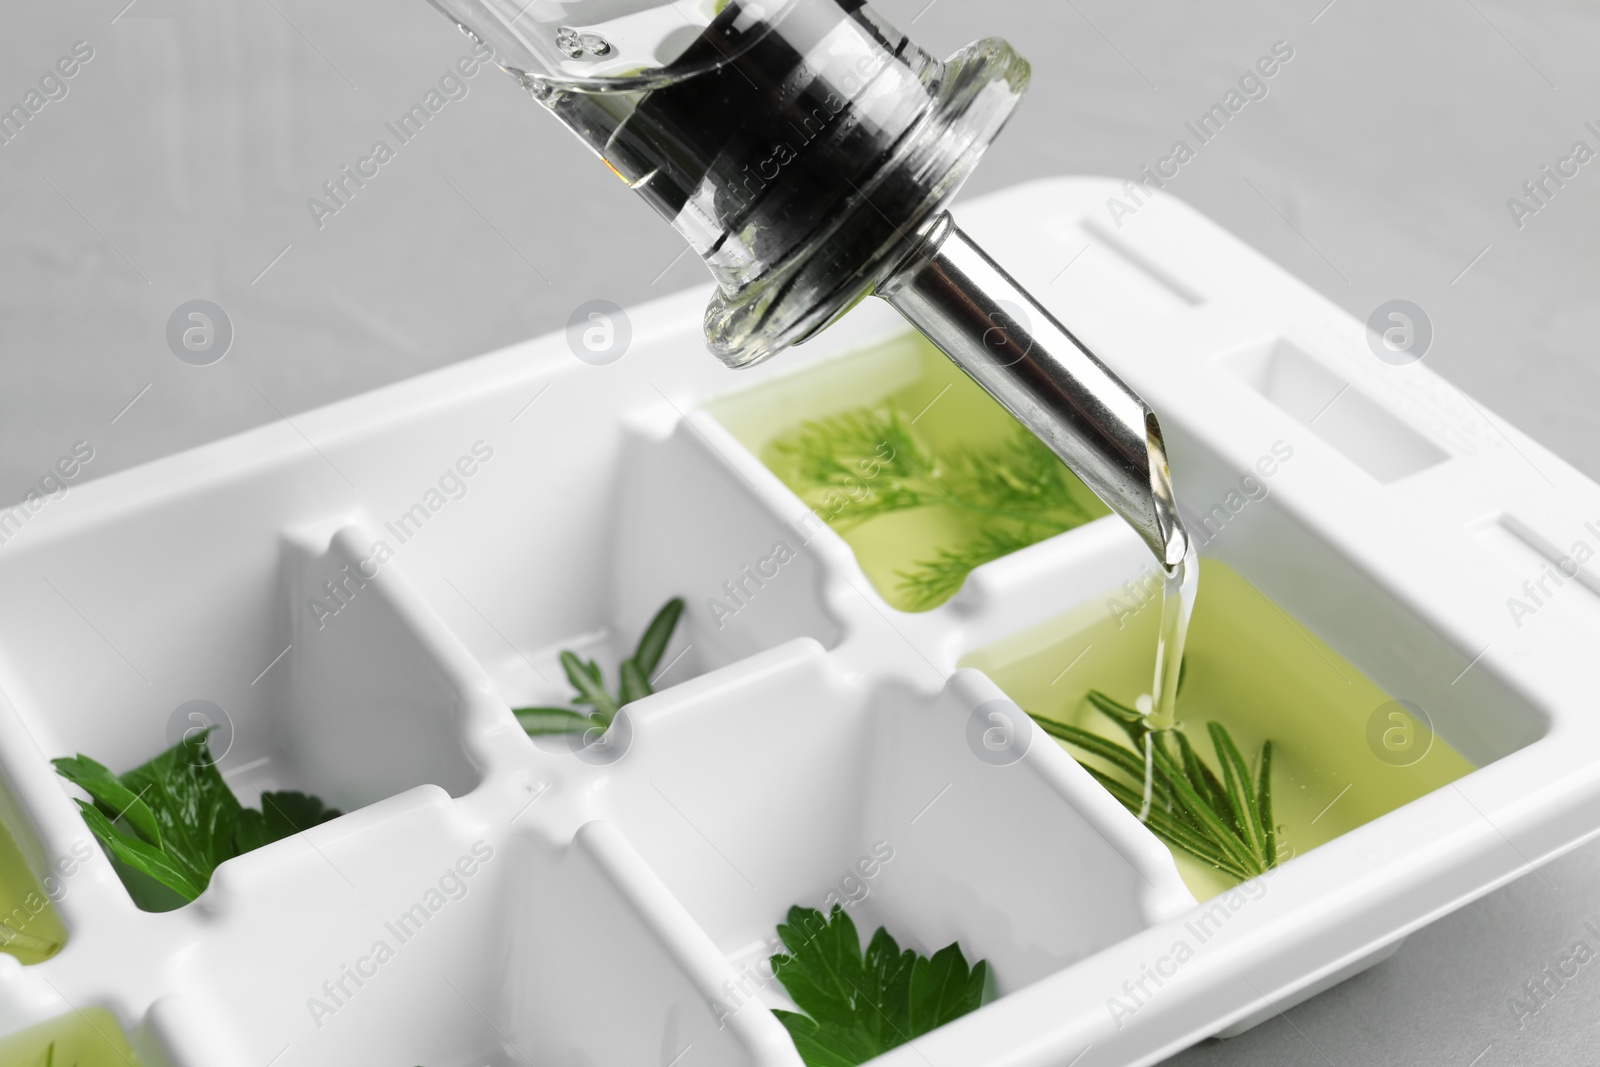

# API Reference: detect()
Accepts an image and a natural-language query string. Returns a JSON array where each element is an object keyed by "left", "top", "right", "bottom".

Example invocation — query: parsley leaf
[
  {"left": 234, "top": 791, "right": 343, "bottom": 853},
  {"left": 115, "top": 731, "right": 241, "bottom": 887},
  {"left": 53, "top": 731, "right": 340, "bottom": 909},
  {"left": 770, "top": 905, "right": 988, "bottom": 1067}
]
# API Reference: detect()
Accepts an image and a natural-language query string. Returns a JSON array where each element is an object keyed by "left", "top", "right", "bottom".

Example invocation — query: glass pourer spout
[{"left": 427, "top": 0, "right": 1190, "bottom": 570}]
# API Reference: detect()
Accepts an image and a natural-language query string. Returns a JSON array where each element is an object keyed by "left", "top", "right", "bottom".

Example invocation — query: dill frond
[
  {"left": 891, "top": 524, "right": 1048, "bottom": 611},
  {"left": 765, "top": 400, "right": 1105, "bottom": 608}
]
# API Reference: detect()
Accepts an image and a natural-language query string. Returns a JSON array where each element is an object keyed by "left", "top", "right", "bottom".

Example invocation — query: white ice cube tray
[{"left": 1, "top": 177, "right": 1597, "bottom": 1067}]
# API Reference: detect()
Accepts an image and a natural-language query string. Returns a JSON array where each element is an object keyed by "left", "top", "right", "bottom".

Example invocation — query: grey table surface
[{"left": 2, "top": 1, "right": 1597, "bottom": 1064}]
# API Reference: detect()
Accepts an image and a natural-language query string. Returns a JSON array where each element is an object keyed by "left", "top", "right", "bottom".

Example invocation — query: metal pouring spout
[{"left": 879, "top": 212, "right": 1190, "bottom": 571}]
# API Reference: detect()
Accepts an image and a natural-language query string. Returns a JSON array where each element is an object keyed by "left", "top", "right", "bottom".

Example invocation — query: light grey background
[{"left": 2, "top": 1, "right": 1597, "bottom": 1063}]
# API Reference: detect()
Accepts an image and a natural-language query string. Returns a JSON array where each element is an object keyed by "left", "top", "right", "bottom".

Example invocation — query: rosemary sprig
[
  {"left": 1032, "top": 690, "right": 1278, "bottom": 881},
  {"left": 512, "top": 597, "right": 685, "bottom": 735},
  {"left": 766, "top": 403, "right": 1100, "bottom": 609}
]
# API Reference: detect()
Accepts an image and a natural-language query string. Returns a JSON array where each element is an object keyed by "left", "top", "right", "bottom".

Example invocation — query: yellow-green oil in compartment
[
  {"left": 708, "top": 332, "right": 1109, "bottom": 611},
  {"left": 0, "top": 1008, "right": 139, "bottom": 1067},
  {"left": 961, "top": 559, "right": 1474, "bottom": 900},
  {"left": 0, "top": 818, "right": 65, "bottom": 965}
]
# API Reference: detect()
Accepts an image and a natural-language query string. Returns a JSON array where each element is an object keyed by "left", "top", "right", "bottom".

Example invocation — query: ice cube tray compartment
[
  {"left": 697, "top": 326, "right": 1117, "bottom": 622},
  {"left": 692, "top": 357, "right": 1140, "bottom": 670},
  {"left": 184, "top": 785, "right": 792, "bottom": 1067},
  {"left": 505, "top": 818, "right": 803, "bottom": 1067},
  {"left": 0, "top": 178, "right": 1591, "bottom": 1067},
  {"left": 585, "top": 641, "right": 1191, "bottom": 989},
  {"left": 277, "top": 523, "right": 488, "bottom": 808},
  {"left": 616, "top": 414, "right": 846, "bottom": 673}
]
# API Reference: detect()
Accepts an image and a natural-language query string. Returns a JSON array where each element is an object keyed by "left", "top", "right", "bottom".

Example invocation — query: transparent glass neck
[
  {"left": 430, "top": 0, "right": 1029, "bottom": 366},
  {"left": 427, "top": 0, "right": 774, "bottom": 90}
]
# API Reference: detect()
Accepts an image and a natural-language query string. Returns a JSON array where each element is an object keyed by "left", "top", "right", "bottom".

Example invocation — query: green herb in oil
[
  {"left": 767, "top": 404, "right": 1097, "bottom": 610},
  {"left": 1032, "top": 687, "right": 1278, "bottom": 882}
]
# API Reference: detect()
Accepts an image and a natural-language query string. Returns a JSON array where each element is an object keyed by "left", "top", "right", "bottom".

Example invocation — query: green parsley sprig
[
  {"left": 769, "top": 904, "right": 988, "bottom": 1067},
  {"left": 54, "top": 731, "right": 340, "bottom": 909}
]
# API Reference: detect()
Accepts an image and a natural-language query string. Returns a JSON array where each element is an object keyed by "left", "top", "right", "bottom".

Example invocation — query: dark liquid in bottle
[{"left": 536, "top": 0, "right": 935, "bottom": 294}]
